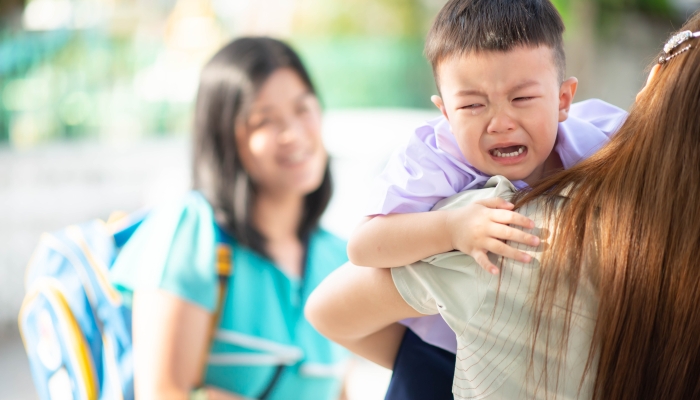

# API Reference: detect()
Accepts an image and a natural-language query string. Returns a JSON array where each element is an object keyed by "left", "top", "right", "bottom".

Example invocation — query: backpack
[{"left": 18, "top": 212, "right": 231, "bottom": 400}]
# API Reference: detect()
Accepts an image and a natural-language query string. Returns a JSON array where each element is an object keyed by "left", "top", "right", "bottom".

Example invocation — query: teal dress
[{"left": 109, "top": 192, "right": 349, "bottom": 400}]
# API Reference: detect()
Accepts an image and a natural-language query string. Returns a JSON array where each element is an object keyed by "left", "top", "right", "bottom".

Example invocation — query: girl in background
[{"left": 111, "top": 37, "right": 348, "bottom": 400}]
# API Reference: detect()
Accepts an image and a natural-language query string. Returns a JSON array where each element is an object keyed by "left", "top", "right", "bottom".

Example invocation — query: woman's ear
[
  {"left": 431, "top": 95, "right": 449, "bottom": 121},
  {"left": 557, "top": 77, "right": 578, "bottom": 122},
  {"left": 636, "top": 63, "right": 661, "bottom": 101}
]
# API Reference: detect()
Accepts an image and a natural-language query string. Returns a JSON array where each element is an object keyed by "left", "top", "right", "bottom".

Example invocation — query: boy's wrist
[{"left": 440, "top": 208, "right": 460, "bottom": 251}]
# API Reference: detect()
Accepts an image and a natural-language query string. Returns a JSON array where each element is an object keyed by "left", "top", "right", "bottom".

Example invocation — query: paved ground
[{"left": 0, "top": 327, "right": 39, "bottom": 400}]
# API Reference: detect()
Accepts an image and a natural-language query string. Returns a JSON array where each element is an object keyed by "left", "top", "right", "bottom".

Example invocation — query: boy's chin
[
  {"left": 502, "top": 174, "right": 529, "bottom": 182},
  {"left": 483, "top": 168, "right": 533, "bottom": 183},
  {"left": 477, "top": 159, "right": 540, "bottom": 183}
]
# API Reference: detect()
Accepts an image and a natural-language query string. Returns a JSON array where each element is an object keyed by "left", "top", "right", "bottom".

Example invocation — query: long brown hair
[{"left": 514, "top": 12, "right": 700, "bottom": 399}]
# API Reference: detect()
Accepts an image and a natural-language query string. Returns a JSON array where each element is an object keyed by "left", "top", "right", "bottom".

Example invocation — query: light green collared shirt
[{"left": 392, "top": 176, "right": 598, "bottom": 400}]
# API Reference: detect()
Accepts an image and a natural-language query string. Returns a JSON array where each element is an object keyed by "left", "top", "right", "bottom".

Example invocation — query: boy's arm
[
  {"left": 348, "top": 197, "right": 539, "bottom": 274},
  {"left": 305, "top": 262, "right": 421, "bottom": 369},
  {"left": 348, "top": 212, "right": 452, "bottom": 268},
  {"left": 361, "top": 120, "right": 539, "bottom": 273}
]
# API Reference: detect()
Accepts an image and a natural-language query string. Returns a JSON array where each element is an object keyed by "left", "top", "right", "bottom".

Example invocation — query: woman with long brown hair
[
  {"left": 305, "top": 12, "right": 700, "bottom": 400},
  {"left": 512, "top": 11, "right": 700, "bottom": 398}
]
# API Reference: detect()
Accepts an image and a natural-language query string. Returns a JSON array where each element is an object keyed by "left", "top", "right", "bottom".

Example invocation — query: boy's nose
[{"left": 486, "top": 112, "right": 517, "bottom": 134}]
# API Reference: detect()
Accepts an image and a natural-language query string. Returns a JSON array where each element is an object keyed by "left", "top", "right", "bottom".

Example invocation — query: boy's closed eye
[
  {"left": 456, "top": 96, "right": 537, "bottom": 110},
  {"left": 460, "top": 103, "right": 485, "bottom": 110}
]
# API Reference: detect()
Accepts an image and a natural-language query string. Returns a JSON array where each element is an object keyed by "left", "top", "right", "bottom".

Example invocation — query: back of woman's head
[
  {"left": 516, "top": 11, "right": 700, "bottom": 400},
  {"left": 192, "top": 38, "right": 331, "bottom": 256}
]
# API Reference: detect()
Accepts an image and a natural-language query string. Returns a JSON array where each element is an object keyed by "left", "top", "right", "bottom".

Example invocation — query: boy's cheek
[
  {"left": 521, "top": 117, "right": 558, "bottom": 145},
  {"left": 453, "top": 136, "right": 484, "bottom": 166},
  {"left": 452, "top": 118, "right": 483, "bottom": 142}
]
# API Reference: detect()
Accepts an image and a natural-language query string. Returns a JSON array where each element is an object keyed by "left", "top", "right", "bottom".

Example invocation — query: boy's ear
[
  {"left": 557, "top": 77, "right": 578, "bottom": 122},
  {"left": 431, "top": 95, "right": 449, "bottom": 120}
]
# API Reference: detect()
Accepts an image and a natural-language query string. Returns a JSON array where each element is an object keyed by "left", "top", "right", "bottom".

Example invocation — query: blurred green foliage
[
  {"left": 293, "top": 37, "right": 434, "bottom": 109},
  {"left": 291, "top": 0, "right": 438, "bottom": 108},
  {"left": 552, "top": 0, "right": 676, "bottom": 39},
  {"left": 294, "top": 0, "right": 431, "bottom": 38},
  {"left": 0, "top": 28, "right": 191, "bottom": 147},
  {"left": 0, "top": 0, "right": 683, "bottom": 147},
  {"left": 597, "top": 0, "right": 673, "bottom": 17}
]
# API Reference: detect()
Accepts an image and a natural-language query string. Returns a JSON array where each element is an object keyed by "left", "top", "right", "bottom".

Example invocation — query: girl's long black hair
[{"left": 192, "top": 37, "right": 332, "bottom": 257}]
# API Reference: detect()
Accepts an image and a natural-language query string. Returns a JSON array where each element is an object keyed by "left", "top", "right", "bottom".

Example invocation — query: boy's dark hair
[{"left": 425, "top": 0, "right": 566, "bottom": 84}]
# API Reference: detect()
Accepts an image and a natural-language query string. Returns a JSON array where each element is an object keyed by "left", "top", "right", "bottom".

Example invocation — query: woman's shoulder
[
  {"left": 157, "top": 190, "right": 214, "bottom": 219},
  {"left": 145, "top": 190, "right": 219, "bottom": 237},
  {"left": 109, "top": 190, "right": 220, "bottom": 311}
]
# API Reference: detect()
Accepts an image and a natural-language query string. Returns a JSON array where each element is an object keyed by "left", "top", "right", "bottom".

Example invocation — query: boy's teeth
[{"left": 492, "top": 145, "right": 525, "bottom": 158}]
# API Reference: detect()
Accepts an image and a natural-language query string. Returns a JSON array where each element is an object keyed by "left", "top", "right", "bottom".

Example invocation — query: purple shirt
[
  {"left": 367, "top": 99, "right": 627, "bottom": 216},
  {"left": 367, "top": 99, "right": 627, "bottom": 353}
]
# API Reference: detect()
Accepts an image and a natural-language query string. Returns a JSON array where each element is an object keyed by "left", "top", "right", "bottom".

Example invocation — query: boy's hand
[{"left": 445, "top": 197, "right": 540, "bottom": 275}]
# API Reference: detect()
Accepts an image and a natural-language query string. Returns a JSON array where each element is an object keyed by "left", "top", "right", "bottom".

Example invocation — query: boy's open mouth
[{"left": 489, "top": 145, "right": 526, "bottom": 158}]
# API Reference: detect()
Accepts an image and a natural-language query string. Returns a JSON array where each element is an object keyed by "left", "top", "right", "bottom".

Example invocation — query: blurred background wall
[{"left": 1, "top": 0, "right": 698, "bottom": 398}]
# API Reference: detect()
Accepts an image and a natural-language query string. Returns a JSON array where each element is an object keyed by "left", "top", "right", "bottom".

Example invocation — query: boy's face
[{"left": 433, "top": 46, "right": 577, "bottom": 185}]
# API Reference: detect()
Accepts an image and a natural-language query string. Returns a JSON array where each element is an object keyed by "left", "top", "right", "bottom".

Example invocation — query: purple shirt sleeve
[
  {"left": 365, "top": 117, "right": 489, "bottom": 215},
  {"left": 556, "top": 99, "right": 628, "bottom": 168}
]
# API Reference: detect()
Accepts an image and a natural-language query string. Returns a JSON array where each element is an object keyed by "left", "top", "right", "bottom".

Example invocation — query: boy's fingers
[
  {"left": 484, "top": 239, "right": 533, "bottom": 263},
  {"left": 472, "top": 251, "right": 499, "bottom": 275},
  {"left": 488, "top": 223, "right": 540, "bottom": 247},
  {"left": 476, "top": 197, "right": 514, "bottom": 210},
  {"left": 489, "top": 209, "right": 535, "bottom": 229}
]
